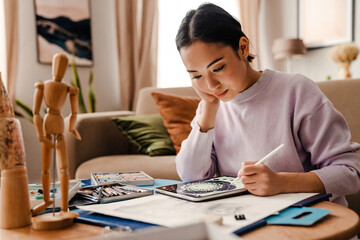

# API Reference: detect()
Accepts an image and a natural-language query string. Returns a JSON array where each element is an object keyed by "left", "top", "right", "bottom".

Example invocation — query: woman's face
[{"left": 180, "top": 40, "right": 253, "bottom": 102}]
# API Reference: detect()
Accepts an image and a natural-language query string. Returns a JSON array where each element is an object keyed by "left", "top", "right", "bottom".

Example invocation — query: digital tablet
[{"left": 155, "top": 176, "right": 247, "bottom": 202}]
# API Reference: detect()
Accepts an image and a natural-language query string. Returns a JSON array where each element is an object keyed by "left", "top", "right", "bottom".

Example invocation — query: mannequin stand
[
  {"left": 32, "top": 211, "right": 78, "bottom": 231},
  {"left": 32, "top": 135, "right": 78, "bottom": 231}
]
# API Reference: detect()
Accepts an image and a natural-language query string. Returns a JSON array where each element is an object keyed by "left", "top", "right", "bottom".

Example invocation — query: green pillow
[{"left": 112, "top": 114, "right": 176, "bottom": 156}]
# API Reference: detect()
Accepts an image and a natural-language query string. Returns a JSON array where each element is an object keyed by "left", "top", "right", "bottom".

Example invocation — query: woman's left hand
[{"left": 237, "top": 161, "right": 283, "bottom": 196}]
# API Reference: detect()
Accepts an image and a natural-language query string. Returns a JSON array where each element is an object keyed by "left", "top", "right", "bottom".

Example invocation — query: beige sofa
[
  {"left": 65, "top": 87, "right": 197, "bottom": 181},
  {"left": 64, "top": 80, "right": 360, "bottom": 215}
]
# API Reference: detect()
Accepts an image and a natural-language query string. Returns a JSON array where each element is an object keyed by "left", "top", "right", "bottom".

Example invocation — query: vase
[
  {"left": 0, "top": 74, "right": 31, "bottom": 229},
  {"left": 337, "top": 61, "right": 352, "bottom": 79}
]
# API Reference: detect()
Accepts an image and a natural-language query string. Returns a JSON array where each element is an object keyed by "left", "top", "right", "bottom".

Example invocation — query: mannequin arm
[
  {"left": 33, "top": 82, "right": 44, "bottom": 140},
  {"left": 33, "top": 82, "right": 53, "bottom": 147},
  {"left": 68, "top": 86, "right": 81, "bottom": 140}
]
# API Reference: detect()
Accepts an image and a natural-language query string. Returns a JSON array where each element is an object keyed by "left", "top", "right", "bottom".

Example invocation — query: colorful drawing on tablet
[
  {"left": 155, "top": 176, "right": 247, "bottom": 202},
  {"left": 179, "top": 180, "right": 236, "bottom": 194}
]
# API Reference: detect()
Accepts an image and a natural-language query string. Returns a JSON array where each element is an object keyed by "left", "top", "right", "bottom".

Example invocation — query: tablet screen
[{"left": 155, "top": 176, "right": 247, "bottom": 202}]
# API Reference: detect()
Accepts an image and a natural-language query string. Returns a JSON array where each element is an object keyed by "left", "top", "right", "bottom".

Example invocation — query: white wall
[
  {"left": 16, "top": 0, "right": 120, "bottom": 183},
  {"left": 16, "top": 0, "right": 120, "bottom": 113},
  {"left": 259, "top": 0, "right": 360, "bottom": 82}
]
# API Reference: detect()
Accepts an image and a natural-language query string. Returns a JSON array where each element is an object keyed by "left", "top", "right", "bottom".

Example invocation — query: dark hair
[{"left": 175, "top": 3, "right": 254, "bottom": 62}]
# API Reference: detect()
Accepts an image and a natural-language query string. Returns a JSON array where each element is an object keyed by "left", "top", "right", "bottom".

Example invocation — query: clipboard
[{"left": 73, "top": 209, "right": 158, "bottom": 230}]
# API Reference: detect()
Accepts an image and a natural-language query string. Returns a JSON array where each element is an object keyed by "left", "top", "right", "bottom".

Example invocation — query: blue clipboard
[
  {"left": 232, "top": 193, "right": 332, "bottom": 236},
  {"left": 73, "top": 209, "right": 158, "bottom": 230}
]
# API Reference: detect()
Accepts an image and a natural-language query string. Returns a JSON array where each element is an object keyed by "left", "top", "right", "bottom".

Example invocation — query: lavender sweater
[{"left": 175, "top": 69, "right": 360, "bottom": 206}]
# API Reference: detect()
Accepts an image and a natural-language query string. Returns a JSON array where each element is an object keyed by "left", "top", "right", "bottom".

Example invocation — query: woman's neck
[{"left": 244, "top": 62, "right": 262, "bottom": 91}]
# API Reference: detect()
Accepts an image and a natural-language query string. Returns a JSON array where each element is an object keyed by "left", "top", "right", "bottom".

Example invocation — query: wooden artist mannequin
[{"left": 32, "top": 53, "right": 81, "bottom": 229}]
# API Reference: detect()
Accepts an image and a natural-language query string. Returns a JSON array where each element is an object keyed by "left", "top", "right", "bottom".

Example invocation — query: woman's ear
[{"left": 238, "top": 36, "right": 249, "bottom": 59}]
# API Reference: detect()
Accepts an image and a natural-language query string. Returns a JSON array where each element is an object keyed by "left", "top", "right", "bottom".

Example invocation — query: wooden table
[
  {"left": 242, "top": 201, "right": 360, "bottom": 240},
  {"left": 1, "top": 201, "right": 359, "bottom": 240}
]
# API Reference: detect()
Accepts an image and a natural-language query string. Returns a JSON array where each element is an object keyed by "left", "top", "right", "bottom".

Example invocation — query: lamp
[{"left": 272, "top": 38, "right": 306, "bottom": 72}]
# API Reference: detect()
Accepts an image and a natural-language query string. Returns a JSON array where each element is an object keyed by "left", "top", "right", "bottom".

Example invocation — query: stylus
[{"left": 230, "top": 143, "right": 285, "bottom": 185}]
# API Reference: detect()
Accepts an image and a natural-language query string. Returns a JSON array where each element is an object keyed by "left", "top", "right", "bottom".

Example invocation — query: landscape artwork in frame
[
  {"left": 298, "top": 0, "right": 353, "bottom": 49},
  {"left": 34, "top": 0, "right": 93, "bottom": 66}
]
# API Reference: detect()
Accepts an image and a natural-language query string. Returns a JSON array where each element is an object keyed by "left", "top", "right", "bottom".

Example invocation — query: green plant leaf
[
  {"left": 14, "top": 110, "right": 24, "bottom": 118},
  {"left": 71, "top": 56, "right": 87, "bottom": 113},
  {"left": 15, "top": 99, "right": 33, "bottom": 123},
  {"left": 87, "top": 70, "right": 96, "bottom": 113},
  {"left": 16, "top": 99, "right": 33, "bottom": 118}
]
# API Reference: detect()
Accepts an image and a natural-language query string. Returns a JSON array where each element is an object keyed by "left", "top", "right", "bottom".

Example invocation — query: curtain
[
  {"left": 238, "top": 0, "right": 260, "bottom": 70},
  {"left": 115, "top": 0, "right": 158, "bottom": 111},
  {"left": 2, "top": 0, "right": 18, "bottom": 103}
]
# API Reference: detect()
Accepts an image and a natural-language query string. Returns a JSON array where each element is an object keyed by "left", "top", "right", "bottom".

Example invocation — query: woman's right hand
[
  {"left": 192, "top": 83, "right": 219, "bottom": 132},
  {"left": 192, "top": 82, "right": 219, "bottom": 104}
]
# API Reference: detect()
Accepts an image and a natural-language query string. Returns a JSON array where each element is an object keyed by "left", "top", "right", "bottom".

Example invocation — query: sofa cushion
[
  {"left": 112, "top": 114, "right": 176, "bottom": 156},
  {"left": 151, "top": 92, "right": 201, "bottom": 153},
  {"left": 75, "top": 155, "right": 180, "bottom": 180},
  {"left": 135, "top": 86, "right": 198, "bottom": 115}
]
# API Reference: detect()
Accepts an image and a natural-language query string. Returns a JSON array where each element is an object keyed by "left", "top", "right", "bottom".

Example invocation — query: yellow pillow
[{"left": 151, "top": 92, "right": 201, "bottom": 153}]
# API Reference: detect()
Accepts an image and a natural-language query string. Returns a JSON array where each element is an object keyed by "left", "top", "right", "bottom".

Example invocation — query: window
[
  {"left": 298, "top": 0, "right": 354, "bottom": 49},
  {"left": 157, "top": 0, "right": 239, "bottom": 88}
]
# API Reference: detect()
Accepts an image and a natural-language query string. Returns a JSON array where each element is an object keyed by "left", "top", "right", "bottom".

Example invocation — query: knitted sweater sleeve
[
  {"left": 300, "top": 101, "right": 360, "bottom": 197},
  {"left": 175, "top": 102, "right": 219, "bottom": 182}
]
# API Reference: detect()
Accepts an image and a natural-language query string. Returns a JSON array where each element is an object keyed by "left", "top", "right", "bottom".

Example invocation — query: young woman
[{"left": 175, "top": 3, "right": 360, "bottom": 207}]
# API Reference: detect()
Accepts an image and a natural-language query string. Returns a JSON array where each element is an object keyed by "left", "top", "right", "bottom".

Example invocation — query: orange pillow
[{"left": 151, "top": 92, "right": 201, "bottom": 153}]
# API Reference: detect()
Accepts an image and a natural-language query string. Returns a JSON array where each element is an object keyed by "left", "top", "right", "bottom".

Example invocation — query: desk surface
[
  {"left": 1, "top": 201, "right": 359, "bottom": 240},
  {"left": 242, "top": 201, "right": 360, "bottom": 240}
]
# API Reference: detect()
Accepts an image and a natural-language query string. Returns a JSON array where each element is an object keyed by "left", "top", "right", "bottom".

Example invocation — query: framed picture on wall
[
  {"left": 298, "top": 0, "right": 354, "bottom": 49},
  {"left": 34, "top": 0, "right": 93, "bottom": 66}
]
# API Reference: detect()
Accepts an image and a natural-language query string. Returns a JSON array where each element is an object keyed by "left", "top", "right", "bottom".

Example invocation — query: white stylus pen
[{"left": 230, "top": 143, "right": 285, "bottom": 185}]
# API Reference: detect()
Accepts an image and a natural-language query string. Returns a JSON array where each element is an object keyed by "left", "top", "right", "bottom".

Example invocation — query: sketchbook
[{"left": 155, "top": 176, "right": 247, "bottom": 202}]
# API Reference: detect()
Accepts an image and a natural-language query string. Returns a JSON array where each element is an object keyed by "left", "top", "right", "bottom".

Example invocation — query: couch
[
  {"left": 65, "top": 87, "right": 198, "bottom": 181},
  {"left": 64, "top": 79, "right": 360, "bottom": 215}
]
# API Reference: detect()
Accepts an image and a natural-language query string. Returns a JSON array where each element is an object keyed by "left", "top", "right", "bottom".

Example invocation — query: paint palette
[
  {"left": 91, "top": 171, "right": 154, "bottom": 186},
  {"left": 155, "top": 176, "right": 247, "bottom": 202}
]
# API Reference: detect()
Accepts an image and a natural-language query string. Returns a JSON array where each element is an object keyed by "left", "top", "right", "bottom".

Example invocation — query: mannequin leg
[
  {"left": 31, "top": 134, "right": 54, "bottom": 216},
  {"left": 56, "top": 134, "right": 69, "bottom": 212}
]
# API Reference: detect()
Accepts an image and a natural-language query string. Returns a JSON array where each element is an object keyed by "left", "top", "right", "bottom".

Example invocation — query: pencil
[{"left": 230, "top": 143, "right": 285, "bottom": 185}]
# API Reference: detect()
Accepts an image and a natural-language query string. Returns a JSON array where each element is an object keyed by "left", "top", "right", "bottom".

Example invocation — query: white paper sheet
[{"left": 78, "top": 192, "right": 317, "bottom": 233}]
